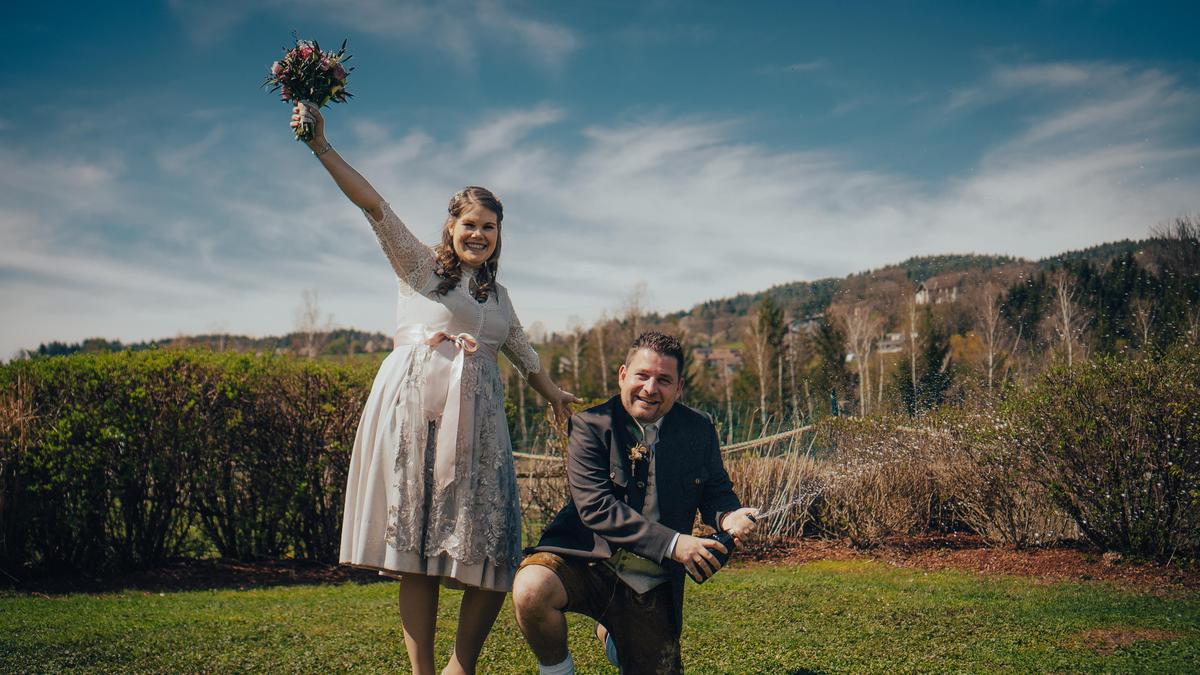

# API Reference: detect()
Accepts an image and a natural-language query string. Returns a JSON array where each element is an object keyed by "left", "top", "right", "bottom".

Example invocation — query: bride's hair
[{"left": 434, "top": 186, "right": 503, "bottom": 302}]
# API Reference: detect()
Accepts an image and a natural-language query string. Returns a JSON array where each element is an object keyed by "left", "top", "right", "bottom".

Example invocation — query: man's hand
[
  {"left": 670, "top": 534, "right": 728, "bottom": 582},
  {"left": 720, "top": 507, "right": 760, "bottom": 548}
]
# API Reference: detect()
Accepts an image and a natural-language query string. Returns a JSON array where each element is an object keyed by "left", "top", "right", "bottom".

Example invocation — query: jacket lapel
[
  {"left": 611, "top": 397, "right": 652, "bottom": 511},
  {"left": 610, "top": 396, "right": 634, "bottom": 479}
]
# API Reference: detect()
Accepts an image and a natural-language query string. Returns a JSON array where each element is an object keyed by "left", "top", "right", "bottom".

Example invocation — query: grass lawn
[{"left": 2, "top": 559, "right": 1197, "bottom": 673}]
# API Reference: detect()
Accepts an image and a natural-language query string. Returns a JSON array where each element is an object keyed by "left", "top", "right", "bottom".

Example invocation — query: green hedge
[
  {"left": 3, "top": 347, "right": 1196, "bottom": 576},
  {"left": 0, "top": 350, "right": 375, "bottom": 576},
  {"left": 1008, "top": 347, "right": 1200, "bottom": 560}
]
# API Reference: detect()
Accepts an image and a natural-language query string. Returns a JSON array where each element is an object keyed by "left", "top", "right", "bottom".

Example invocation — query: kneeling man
[{"left": 513, "top": 331, "right": 758, "bottom": 675}]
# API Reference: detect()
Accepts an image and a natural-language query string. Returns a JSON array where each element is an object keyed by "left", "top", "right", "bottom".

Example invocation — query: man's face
[{"left": 618, "top": 348, "right": 684, "bottom": 424}]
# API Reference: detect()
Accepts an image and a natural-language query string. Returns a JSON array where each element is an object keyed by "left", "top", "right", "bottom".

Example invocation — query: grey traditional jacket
[{"left": 530, "top": 395, "right": 741, "bottom": 634}]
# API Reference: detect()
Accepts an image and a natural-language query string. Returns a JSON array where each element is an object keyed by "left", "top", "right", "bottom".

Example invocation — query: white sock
[
  {"left": 538, "top": 653, "right": 575, "bottom": 675},
  {"left": 604, "top": 632, "right": 620, "bottom": 667}
]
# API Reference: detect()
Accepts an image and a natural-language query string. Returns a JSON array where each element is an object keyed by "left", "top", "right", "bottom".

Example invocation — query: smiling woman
[
  {"left": 288, "top": 102, "right": 578, "bottom": 675},
  {"left": 434, "top": 187, "right": 504, "bottom": 302}
]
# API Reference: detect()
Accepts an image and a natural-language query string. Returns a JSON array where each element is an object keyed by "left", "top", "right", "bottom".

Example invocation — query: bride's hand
[
  {"left": 291, "top": 101, "right": 327, "bottom": 145},
  {"left": 549, "top": 389, "right": 581, "bottom": 425}
]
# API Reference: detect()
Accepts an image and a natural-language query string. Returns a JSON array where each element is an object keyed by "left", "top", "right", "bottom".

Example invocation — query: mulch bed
[
  {"left": 3, "top": 559, "right": 386, "bottom": 596},
  {"left": 741, "top": 533, "right": 1200, "bottom": 594},
  {"left": 6, "top": 534, "right": 1198, "bottom": 595}
]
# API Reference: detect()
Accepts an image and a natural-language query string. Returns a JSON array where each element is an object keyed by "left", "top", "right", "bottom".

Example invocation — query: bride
[{"left": 291, "top": 102, "right": 577, "bottom": 675}]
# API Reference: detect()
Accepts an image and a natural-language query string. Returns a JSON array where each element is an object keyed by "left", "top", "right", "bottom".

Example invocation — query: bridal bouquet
[{"left": 263, "top": 35, "right": 354, "bottom": 141}]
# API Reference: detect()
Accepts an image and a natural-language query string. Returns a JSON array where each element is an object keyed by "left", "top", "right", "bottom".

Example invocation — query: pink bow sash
[{"left": 394, "top": 327, "right": 495, "bottom": 488}]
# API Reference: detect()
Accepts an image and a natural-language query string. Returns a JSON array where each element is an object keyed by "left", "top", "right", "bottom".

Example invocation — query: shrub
[
  {"left": 813, "top": 417, "right": 937, "bottom": 548},
  {"left": 0, "top": 350, "right": 375, "bottom": 576},
  {"left": 1010, "top": 348, "right": 1200, "bottom": 560},
  {"left": 724, "top": 451, "right": 824, "bottom": 546},
  {"left": 0, "top": 352, "right": 210, "bottom": 572},
  {"left": 927, "top": 407, "right": 1077, "bottom": 548}
]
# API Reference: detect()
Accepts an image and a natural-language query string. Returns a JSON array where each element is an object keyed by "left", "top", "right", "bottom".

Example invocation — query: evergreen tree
[
  {"left": 896, "top": 309, "right": 953, "bottom": 415},
  {"left": 809, "top": 320, "right": 852, "bottom": 418}
]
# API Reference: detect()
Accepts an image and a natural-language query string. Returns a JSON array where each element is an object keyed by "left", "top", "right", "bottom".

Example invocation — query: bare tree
[
  {"left": 622, "top": 281, "right": 650, "bottom": 341},
  {"left": 566, "top": 316, "right": 586, "bottom": 393},
  {"left": 745, "top": 318, "right": 771, "bottom": 429},
  {"left": 594, "top": 312, "right": 611, "bottom": 393},
  {"left": 877, "top": 350, "right": 885, "bottom": 406},
  {"left": 1048, "top": 270, "right": 1088, "bottom": 366},
  {"left": 786, "top": 329, "right": 802, "bottom": 423},
  {"left": 907, "top": 292, "right": 919, "bottom": 394},
  {"left": 294, "top": 288, "right": 333, "bottom": 358},
  {"left": 745, "top": 298, "right": 786, "bottom": 428},
  {"left": 1129, "top": 298, "right": 1154, "bottom": 350},
  {"left": 973, "top": 282, "right": 1006, "bottom": 392},
  {"left": 835, "top": 302, "right": 884, "bottom": 416},
  {"left": 719, "top": 361, "right": 735, "bottom": 445}
]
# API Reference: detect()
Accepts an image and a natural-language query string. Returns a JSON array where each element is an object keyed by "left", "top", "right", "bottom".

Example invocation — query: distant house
[
  {"left": 788, "top": 313, "right": 824, "bottom": 335},
  {"left": 693, "top": 346, "right": 743, "bottom": 373},
  {"left": 915, "top": 272, "right": 968, "bottom": 305},
  {"left": 875, "top": 332, "right": 911, "bottom": 354},
  {"left": 846, "top": 332, "right": 918, "bottom": 362}
]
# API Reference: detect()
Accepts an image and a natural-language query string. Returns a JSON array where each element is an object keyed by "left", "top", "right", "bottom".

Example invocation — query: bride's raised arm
[
  {"left": 292, "top": 101, "right": 384, "bottom": 219},
  {"left": 292, "top": 102, "right": 432, "bottom": 287}
]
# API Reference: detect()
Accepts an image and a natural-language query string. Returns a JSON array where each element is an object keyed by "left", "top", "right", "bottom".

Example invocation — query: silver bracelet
[{"left": 311, "top": 142, "right": 333, "bottom": 158}]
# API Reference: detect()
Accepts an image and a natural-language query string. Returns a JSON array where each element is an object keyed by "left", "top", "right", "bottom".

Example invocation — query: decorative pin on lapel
[
  {"left": 628, "top": 440, "right": 649, "bottom": 465},
  {"left": 627, "top": 422, "right": 656, "bottom": 467}
]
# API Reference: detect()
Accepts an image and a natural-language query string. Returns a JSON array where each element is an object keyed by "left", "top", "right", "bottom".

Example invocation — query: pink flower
[
  {"left": 298, "top": 45, "right": 314, "bottom": 59},
  {"left": 271, "top": 61, "right": 283, "bottom": 76},
  {"left": 320, "top": 57, "right": 332, "bottom": 71},
  {"left": 331, "top": 64, "right": 346, "bottom": 80}
]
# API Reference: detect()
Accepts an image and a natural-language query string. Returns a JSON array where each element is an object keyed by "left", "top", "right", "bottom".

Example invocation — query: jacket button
[
  {"left": 693, "top": 478, "right": 701, "bottom": 485},
  {"left": 637, "top": 481, "right": 645, "bottom": 488},
  {"left": 609, "top": 472, "right": 616, "bottom": 479}
]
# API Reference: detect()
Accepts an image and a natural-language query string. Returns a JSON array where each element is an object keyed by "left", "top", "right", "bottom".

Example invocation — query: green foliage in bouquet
[{"left": 263, "top": 34, "right": 353, "bottom": 141}]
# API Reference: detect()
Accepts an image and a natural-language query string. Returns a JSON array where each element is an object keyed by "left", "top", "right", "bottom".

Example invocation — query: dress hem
[{"left": 339, "top": 551, "right": 515, "bottom": 593}]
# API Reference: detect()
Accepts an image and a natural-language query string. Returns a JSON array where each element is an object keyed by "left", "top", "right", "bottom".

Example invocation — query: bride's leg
[
  {"left": 399, "top": 573, "right": 441, "bottom": 675},
  {"left": 443, "top": 587, "right": 506, "bottom": 675}
]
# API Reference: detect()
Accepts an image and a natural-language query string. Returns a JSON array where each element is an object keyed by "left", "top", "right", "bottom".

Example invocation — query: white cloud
[
  {"left": 168, "top": 0, "right": 579, "bottom": 70},
  {"left": 157, "top": 126, "right": 225, "bottom": 174},
  {"left": 463, "top": 104, "right": 565, "bottom": 159},
  {"left": 4, "top": 59, "right": 1198, "bottom": 356}
]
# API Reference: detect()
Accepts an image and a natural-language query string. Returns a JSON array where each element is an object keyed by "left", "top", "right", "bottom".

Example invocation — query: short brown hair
[{"left": 625, "top": 331, "right": 685, "bottom": 380}]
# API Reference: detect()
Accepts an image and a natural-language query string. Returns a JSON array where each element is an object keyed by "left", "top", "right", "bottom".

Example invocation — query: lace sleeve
[
  {"left": 501, "top": 305, "right": 543, "bottom": 380},
  {"left": 364, "top": 202, "right": 435, "bottom": 290}
]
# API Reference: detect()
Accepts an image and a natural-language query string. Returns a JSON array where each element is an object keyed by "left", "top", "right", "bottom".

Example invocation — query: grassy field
[{"left": 2, "top": 559, "right": 1197, "bottom": 673}]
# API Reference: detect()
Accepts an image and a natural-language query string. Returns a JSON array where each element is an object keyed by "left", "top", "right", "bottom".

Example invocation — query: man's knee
[{"left": 513, "top": 564, "right": 567, "bottom": 615}]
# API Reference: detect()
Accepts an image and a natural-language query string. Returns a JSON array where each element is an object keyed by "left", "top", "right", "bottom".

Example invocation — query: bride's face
[{"left": 451, "top": 204, "right": 499, "bottom": 267}]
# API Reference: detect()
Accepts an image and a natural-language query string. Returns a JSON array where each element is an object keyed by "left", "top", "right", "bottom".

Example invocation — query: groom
[{"left": 512, "top": 331, "right": 758, "bottom": 675}]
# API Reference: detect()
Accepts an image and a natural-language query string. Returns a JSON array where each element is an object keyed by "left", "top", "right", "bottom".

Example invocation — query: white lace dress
[{"left": 339, "top": 202, "right": 542, "bottom": 592}]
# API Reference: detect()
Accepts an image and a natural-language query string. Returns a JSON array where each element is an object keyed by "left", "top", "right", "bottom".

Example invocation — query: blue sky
[{"left": 3, "top": 1, "right": 1199, "bottom": 357}]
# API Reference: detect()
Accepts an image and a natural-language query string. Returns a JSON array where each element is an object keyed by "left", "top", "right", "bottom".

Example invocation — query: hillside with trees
[
  {"left": 20, "top": 219, "right": 1198, "bottom": 446},
  {"left": 527, "top": 217, "right": 1198, "bottom": 442}
]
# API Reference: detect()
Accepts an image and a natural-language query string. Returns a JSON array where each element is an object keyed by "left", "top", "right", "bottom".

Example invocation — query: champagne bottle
[{"left": 686, "top": 531, "right": 735, "bottom": 584}]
